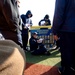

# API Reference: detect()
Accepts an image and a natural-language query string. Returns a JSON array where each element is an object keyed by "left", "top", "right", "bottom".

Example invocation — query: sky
[{"left": 19, "top": 0, "right": 56, "bottom": 25}]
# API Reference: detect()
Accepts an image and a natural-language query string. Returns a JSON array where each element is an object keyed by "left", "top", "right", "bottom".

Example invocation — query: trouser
[
  {"left": 59, "top": 32, "right": 75, "bottom": 75},
  {"left": 56, "top": 39, "right": 60, "bottom": 48},
  {"left": 31, "top": 44, "right": 47, "bottom": 55},
  {"left": 22, "top": 34, "right": 28, "bottom": 50}
]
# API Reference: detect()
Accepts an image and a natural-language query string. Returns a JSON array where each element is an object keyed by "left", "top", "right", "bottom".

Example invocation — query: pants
[
  {"left": 59, "top": 32, "right": 75, "bottom": 75},
  {"left": 56, "top": 39, "right": 60, "bottom": 48},
  {"left": 31, "top": 44, "right": 47, "bottom": 55},
  {"left": 22, "top": 33, "right": 28, "bottom": 50}
]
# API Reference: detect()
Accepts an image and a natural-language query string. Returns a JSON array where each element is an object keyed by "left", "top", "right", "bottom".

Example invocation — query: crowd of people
[
  {"left": 21, "top": 11, "right": 52, "bottom": 53},
  {"left": 0, "top": 0, "right": 75, "bottom": 75}
]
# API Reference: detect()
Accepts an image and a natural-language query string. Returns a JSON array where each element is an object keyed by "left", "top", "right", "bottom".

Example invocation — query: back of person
[
  {"left": 0, "top": 0, "right": 19, "bottom": 29},
  {"left": 52, "top": 0, "right": 75, "bottom": 75},
  {"left": 0, "top": 0, "right": 21, "bottom": 44},
  {"left": 0, "top": 40, "right": 26, "bottom": 75},
  {"left": 53, "top": 0, "right": 75, "bottom": 33}
]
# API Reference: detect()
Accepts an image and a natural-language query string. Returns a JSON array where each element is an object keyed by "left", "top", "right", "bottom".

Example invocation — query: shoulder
[
  {"left": 40, "top": 19, "right": 44, "bottom": 21},
  {"left": 39, "top": 19, "right": 44, "bottom": 23},
  {"left": 21, "top": 14, "right": 25, "bottom": 18}
]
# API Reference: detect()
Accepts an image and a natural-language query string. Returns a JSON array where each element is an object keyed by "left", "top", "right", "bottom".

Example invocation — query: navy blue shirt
[
  {"left": 38, "top": 19, "right": 51, "bottom": 26},
  {"left": 52, "top": 0, "right": 75, "bottom": 35}
]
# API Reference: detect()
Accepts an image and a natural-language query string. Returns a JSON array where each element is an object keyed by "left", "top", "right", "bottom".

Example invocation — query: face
[
  {"left": 33, "top": 34, "right": 38, "bottom": 38},
  {"left": 17, "top": 0, "right": 20, "bottom": 7},
  {"left": 28, "top": 14, "right": 31, "bottom": 18},
  {"left": 45, "top": 18, "right": 48, "bottom": 21}
]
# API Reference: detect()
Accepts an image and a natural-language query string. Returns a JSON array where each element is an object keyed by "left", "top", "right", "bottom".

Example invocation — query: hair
[{"left": 44, "top": 14, "right": 49, "bottom": 19}]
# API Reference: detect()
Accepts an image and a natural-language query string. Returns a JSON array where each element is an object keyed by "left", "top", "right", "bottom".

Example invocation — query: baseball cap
[{"left": 32, "top": 32, "right": 38, "bottom": 35}]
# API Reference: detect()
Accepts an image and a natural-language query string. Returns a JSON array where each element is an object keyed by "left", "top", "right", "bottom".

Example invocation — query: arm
[
  {"left": 21, "top": 14, "right": 27, "bottom": 29},
  {"left": 21, "top": 14, "right": 31, "bottom": 29},
  {"left": 30, "top": 19, "right": 33, "bottom": 26},
  {"left": 21, "top": 14, "right": 26, "bottom": 24},
  {"left": 2, "top": 0, "right": 19, "bottom": 31},
  {"left": 48, "top": 20, "right": 51, "bottom": 25},
  {"left": 38, "top": 20, "right": 41, "bottom": 26},
  {"left": 29, "top": 38, "right": 38, "bottom": 46},
  {"left": 45, "top": 20, "right": 51, "bottom": 25},
  {"left": 52, "top": 0, "right": 66, "bottom": 35}
]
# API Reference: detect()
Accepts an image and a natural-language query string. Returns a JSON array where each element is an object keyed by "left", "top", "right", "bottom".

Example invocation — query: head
[
  {"left": 17, "top": 0, "right": 20, "bottom": 7},
  {"left": 32, "top": 32, "right": 38, "bottom": 38},
  {"left": 0, "top": 40, "right": 26, "bottom": 75},
  {"left": 26, "top": 10, "right": 33, "bottom": 18},
  {"left": 44, "top": 14, "right": 49, "bottom": 21}
]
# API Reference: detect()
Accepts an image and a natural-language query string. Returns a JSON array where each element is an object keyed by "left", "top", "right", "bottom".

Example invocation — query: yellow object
[{"left": 30, "top": 26, "right": 52, "bottom": 30}]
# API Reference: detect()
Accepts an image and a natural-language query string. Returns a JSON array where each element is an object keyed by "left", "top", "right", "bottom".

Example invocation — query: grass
[{"left": 26, "top": 49, "right": 61, "bottom": 67}]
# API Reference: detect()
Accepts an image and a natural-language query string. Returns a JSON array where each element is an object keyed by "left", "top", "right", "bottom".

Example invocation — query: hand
[
  {"left": 37, "top": 40, "right": 42, "bottom": 43},
  {"left": 28, "top": 24, "right": 30, "bottom": 27},
  {"left": 37, "top": 40, "right": 40, "bottom": 43},
  {"left": 24, "top": 26, "right": 27, "bottom": 29},
  {"left": 53, "top": 35, "right": 59, "bottom": 41},
  {"left": 26, "top": 24, "right": 30, "bottom": 27}
]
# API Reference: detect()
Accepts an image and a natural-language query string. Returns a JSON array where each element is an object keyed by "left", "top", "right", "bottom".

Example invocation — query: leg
[
  {"left": 22, "top": 34, "right": 28, "bottom": 51},
  {"left": 59, "top": 32, "right": 75, "bottom": 75}
]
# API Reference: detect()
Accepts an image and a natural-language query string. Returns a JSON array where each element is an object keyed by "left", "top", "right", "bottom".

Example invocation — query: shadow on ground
[
  {"left": 25, "top": 49, "right": 61, "bottom": 67},
  {"left": 24, "top": 63, "right": 61, "bottom": 75}
]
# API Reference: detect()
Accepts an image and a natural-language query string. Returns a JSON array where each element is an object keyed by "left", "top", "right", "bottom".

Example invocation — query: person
[
  {"left": 17, "top": 0, "right": 20, "bottom": 7},
  {"left": 53, "top": 35, "right": 60, "bottom": 50},
  {"left": 17, "top": 0, "right": 23, "bottom": 48},
  {"left": 38, "top": 14, "right": 51, "bottom": 26},
  {"left": 52, "top": 0, "right": 75, "bottom": 75},
  {"left": 0, "top": 40, "right": 26, "bottom": 75},
  {"left": 29, "top": 32, "right": 51, "bottom": 55},
  {"left": 21, "top": 10, "right": 33, "bottom": 51},
  {"left": 0, "top": 0, "right": 22, "bottom": 47}
]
